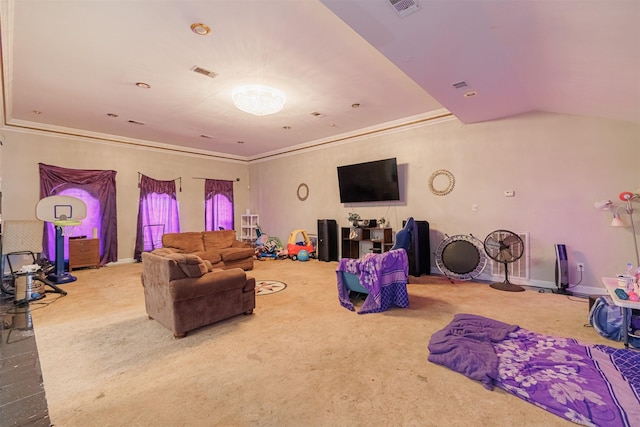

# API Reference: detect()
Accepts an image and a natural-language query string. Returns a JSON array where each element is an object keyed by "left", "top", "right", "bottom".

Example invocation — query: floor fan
[
  {"left": 36, "top": 195, "right": 86, "bottom": 284},
  {"left": 483, "top": 229, "right": 525, "bottom": 292}
]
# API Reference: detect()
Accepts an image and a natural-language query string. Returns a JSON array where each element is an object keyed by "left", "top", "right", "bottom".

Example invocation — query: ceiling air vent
[
  {"left": 192, "top": 66, "right": 218, "bottom": 79},
  {"left": 388, "top": 0, "right": 420, "bottom": 18},
  {"left": 452, "top": 81, "right": 470, "bottom": 90}
]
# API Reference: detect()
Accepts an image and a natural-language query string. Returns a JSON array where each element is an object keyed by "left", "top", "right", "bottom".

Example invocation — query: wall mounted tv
[{"left": 337, "top": 158, "right": 400, "bottom": 203}]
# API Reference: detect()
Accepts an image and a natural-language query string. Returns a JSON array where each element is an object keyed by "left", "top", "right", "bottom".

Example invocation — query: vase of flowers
[{"left": 378, "top": 217, "right": 386, "bottom": 228}]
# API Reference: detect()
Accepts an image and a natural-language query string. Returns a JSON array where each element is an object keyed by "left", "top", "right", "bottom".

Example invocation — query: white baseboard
[
  {"left": 429, "top": 267, "right": 607, "bottom": 297},
  {"left": 106, "top": 258, "right": 137, "bottom": 266}
]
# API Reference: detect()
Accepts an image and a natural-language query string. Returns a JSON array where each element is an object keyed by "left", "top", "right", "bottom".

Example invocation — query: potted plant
[
  {"left": 348, "top": 212, "right": 361, "bottom": 228},
  {"left": 378, "top": 217, "right": 386, "bottom": 228}
]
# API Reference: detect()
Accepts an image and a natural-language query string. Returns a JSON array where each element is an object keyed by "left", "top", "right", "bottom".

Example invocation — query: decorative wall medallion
[
  {"left": 297, "top": 183, "right": 309, "bottom": 201},
  {"left": 428, "top": 169, "right": 455, "bottom": 196}
]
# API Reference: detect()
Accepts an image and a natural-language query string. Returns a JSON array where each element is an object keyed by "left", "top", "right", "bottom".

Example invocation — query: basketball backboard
[{"left": 36, "top": 195, "right": 86, "bottom": 225}]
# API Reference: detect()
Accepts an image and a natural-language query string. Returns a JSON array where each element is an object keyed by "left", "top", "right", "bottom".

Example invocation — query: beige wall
[
  {"left": 0, "top": 130, "right": 250, "bottom": 261},
  {"left": 250, "top": 112, "right": 640, "bottom": 291},
  {"left": 1, "top": 111, "right": 639, "bottom": 291}
]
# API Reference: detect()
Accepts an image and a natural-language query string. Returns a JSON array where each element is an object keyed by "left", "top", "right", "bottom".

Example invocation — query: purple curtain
[
  {"left": 39, "top": 163, "right": 118, "bottom": 265},
  {"left": 204, "top": 179, "right": 234, "bottom": 231},
  {"left": 134, "top": 174, "right": 180, "bottom": 261}
]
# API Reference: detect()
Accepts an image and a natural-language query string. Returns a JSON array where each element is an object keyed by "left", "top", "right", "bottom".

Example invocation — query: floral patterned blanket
[
  {"left": 428, "top": 314, "right": 640, "bottom": 426},
  {"left": 336, "top": 249, "right": 409, "bottom": 314}
]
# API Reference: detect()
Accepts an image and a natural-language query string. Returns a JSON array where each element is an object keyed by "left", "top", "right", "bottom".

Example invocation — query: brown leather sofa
[
  {"left": 141, "top": 251, "right": 256, "bottom": 338},
  {"left": 155, "top": 230, "right": 254, "bottom": 271}
]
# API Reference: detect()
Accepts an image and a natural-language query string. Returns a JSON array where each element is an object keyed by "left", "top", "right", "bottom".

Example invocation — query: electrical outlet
[{"left": 577, "top": 263, "right": 585, "bottom": 272}]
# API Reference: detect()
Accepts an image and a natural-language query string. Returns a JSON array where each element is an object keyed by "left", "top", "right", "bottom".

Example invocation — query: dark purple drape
[
  {"left": 205, "top": 179, "right": 234, "bottom": 231},
  {"left": 39, "top": 163, "right": 118, "bottom": 265},
  {"left": 134, "top": 174, "right": 180, "bottom": 261}
]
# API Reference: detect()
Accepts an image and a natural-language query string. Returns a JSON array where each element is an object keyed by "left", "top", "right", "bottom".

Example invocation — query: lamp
[
  {"left": 595, "top": 191, "right": 640, "bottom": 267},
  {"left": 232, "top": 85, "right": 285, "bottom": 116},
  {"left": 611, "top": 210, "right": 625, "bottom": 227}
]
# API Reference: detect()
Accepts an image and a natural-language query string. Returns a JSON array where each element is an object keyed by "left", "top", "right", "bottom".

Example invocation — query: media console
[{"left": 341, "top": 227, "right": 393, "bottom": 259}]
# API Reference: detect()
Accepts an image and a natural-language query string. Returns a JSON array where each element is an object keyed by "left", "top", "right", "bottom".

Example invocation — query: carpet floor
[{"left": 30, "top": 259, "right": 616, "bottom": 426}]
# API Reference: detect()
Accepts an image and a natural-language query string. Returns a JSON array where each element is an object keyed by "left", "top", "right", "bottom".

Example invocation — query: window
[
  {"left": 134, "top": 175, "right": 180, "bottom": 261},
  {"left": 140, "top": 192, "right": 179, "bottom": 250},
  {"left": 39, "top": 163, "right": 118, "bottom": 266},
  {"left": 205, "top": 179, "right": 234, "bottom": 231}
]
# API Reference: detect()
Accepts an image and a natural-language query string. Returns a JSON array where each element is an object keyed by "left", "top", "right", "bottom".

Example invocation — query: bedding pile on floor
[{"left": 428, "top": 313, "right": 640, "bottom": 426}]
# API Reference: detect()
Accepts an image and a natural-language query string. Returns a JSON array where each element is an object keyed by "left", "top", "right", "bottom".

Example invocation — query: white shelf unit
[{"left": 240, "top": 214, "right": 259, "bottom": 242}]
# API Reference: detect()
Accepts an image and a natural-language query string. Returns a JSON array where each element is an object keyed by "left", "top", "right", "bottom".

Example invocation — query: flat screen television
[{"left": 337, "top": 158, "right": 400, "bottom": 203}]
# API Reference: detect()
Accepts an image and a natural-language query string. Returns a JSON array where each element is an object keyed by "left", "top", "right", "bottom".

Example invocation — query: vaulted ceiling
[{"left": 1, "top": 0, "right": 638, "bottom": 161}]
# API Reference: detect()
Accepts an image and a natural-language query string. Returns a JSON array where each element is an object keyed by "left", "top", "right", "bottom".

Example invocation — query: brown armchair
[{"left": 141, "top": 252, "right": 255, "bottom": 338}]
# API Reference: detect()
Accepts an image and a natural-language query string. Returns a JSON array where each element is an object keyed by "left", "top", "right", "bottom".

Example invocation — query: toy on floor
[
  {"left": 297, "top": 250, "right": 310, "bottom": 262},
  {"left": 287, "top": 229, "right": 315, "bottom": 261},
  {"left": 254, "top": 225, "right": 287, "bottom": 260}
]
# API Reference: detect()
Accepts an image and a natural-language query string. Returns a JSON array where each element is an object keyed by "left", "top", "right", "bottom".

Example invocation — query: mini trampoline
[{"left": 435, "top": 234, "right": 487, "bottom": 281}]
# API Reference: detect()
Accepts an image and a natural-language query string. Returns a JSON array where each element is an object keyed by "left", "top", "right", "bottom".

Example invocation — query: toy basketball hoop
[{"left": 36, "top": 196, "right": 86, "bottom": 284}]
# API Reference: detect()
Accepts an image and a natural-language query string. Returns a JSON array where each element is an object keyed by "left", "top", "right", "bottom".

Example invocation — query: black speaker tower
[
  {"left": 317, "top": 219, "right": 338, "bottom": 262},
  {"left": 405, "top": 219, "right": 430, "bottom": 276}
]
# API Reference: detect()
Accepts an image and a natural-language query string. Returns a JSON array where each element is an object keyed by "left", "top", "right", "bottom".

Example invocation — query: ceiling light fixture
[
  {"left": 232, "top": 85, "right": 286, "bottom": 116},
  {"left": 136, "top": 82, "right": 151, "bottom": 89},
  {"left": 190, "top": 23, "right": 211, "bottom": 36}
]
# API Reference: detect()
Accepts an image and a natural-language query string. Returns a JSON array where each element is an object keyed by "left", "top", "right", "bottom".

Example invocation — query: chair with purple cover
[
  {"left": 336, "top": 218, "right": 413, "bottom": 314},
  {"left": 336, "top": 249, "right": 409, "bottom": 313}
]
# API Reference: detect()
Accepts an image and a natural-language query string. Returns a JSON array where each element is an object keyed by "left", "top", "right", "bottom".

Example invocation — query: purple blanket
[
  {"left": 428, "top": 313, "right": 519, "bottom": 390},
  {"left": 429, "top": 314, "right": 640, "bottom": 426},
  {"left": 336, "top": 249, "right": 409, "bottom": 314}
]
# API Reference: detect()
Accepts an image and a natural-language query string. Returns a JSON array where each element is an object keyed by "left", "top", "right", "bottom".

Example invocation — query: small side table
[
  {"left": 69, "top": 238, "right": 100, "bottom": 271},
  {"left": 601, "top": 277, "right": 640, "bottom": 348}
]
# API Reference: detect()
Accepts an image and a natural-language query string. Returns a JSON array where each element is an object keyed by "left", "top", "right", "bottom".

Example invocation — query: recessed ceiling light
[
  {"left": 136, "top": 82, "right": 151, "bottom": 89},
  {"left": 32, "top": 110, "right": 42, "bottom": 115},
  {"left": 128, "top": 120, "right": 145, "bottom": 125},
  {"left": 200, "top": 134, "right": 212, "bottom": 139},
  {"left": 464, "top": 91, "right": 478, "bottom": 97},
  {"left": 191, "top": 23, "right": 211, "bottom": 36},
  {"left": 237, "top": 141, "right": 245, "bottom": 144},
  {"left": 351, "top": 103, "right": 360, "bottom": 109},
  {"left": 106, "top": 113, "right": 118, "bottom": 118},
  {"left": 329, "top": 123, "right": 336, "bottom": 127},
  {"left": 283, "top": 126, "right": 291, "bottom": 130}
]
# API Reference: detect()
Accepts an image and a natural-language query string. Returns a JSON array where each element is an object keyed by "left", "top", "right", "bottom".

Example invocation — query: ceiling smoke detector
[{"left": 388, "top": 0, "right": 420, "bottom": 18}]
